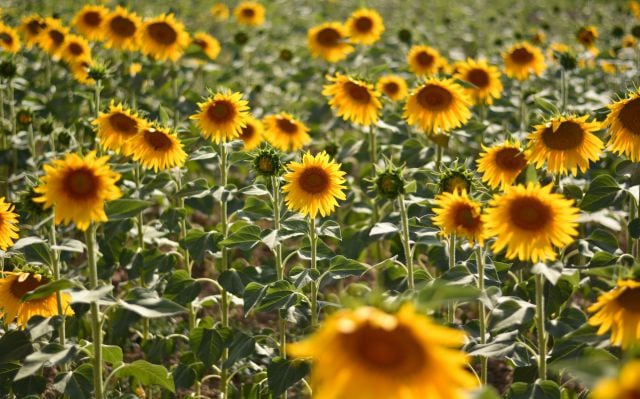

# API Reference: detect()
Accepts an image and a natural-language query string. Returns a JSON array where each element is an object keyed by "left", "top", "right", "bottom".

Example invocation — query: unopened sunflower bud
[
  {"left": 0, "top": 60, "right": 17, "bottom": 79},
  {"left": 375, "top": 169, "right": 405, "bottom": 200},
  {"left": 252, "top": 147, "right": 282, "bottom": 176},
  {"left": 324, "top": 142, "right": 338, "bottom": 158},
  {"left": 234, "top": 32, "right": 249, "bottom": 45},
  {"left": 88, "top": 63, "right": 108, "bottom": 81},
  {"left": 16, "top": 109, "right": 33, "bottom": 126},
  {"left": 632, "top": 25, "right": 640, "bottom": 38},
  {"left": 620, "top": 254, "right": 636, "bottom": 268},
  {"left": 279, "top": 49, "right": 293, "bottom": 61},
  {"left": 398, "top": 29, "right": 411, "bottom": 44},
  {"left": 439, "top": 169, "right": 474, "bottom": 194}
]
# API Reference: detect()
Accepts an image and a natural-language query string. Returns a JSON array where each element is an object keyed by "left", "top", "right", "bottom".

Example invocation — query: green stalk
[
  {"left": 8, "top": 78, "right": 16, "bottom": 198},
  {"left": 50, "top": 213, "right": 67, "bottom": 350},
  {"left": 535, "top": 272, "right": 547, "bottom": 380},
  {"left": 134, "top": 164, "right": 150, "bottom": 344},
  {"left": 368, "top": 126, "right": 383, "bottom": 263},
  {"left": 559, "top": 69, "right": 566, "bottom": 114},
  {"left": 398, "top": 194, "right": 414, "bottom": 291},
  {"left": 309, "top": 216, "right": 319, "bottom": 327},
  {"left": 93, "top": 79, "right": 102, "bottom": 155},
  {"left": 628, "top": 195, "right": 637, "bottom": 260},
  {"left": 85, "top": 223, "right": 104, "bottom": 399},
  {"left": 219, "top": 143, "right": 230, "bottom": 398},
  {"left": 271, "top": 176, "right": 286, "bottom": 353},
  {"left": 519, "top": 81, "right": 527, "bottom": 134},
  {"left": 172, "top": 64, "right": 180, "bottom": 129},
  {"left": 475, "top": 246, "right": 488, "bottom": 385},
  {"left": 0, "top": 80, "right": 5, "bottom": 199},
  {"left": 435, "top": 144, "right": 443, "bottom": 170},
  {"left": 447, "top": 235, "right": 456, "bottom": 323}
]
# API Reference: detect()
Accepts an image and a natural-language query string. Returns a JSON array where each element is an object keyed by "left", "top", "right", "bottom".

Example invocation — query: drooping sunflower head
[
  {"left": 238, "top": 115, "right": 264, "bottom": 151},
  {"left": 103, "top": 6, "right": 141, "bottom": 51},
  {"left": 407, "top": 45, "right": 445, "bottom": 76},
  {"left": 483, "top": 183, "right": 579, "bottom": 263},
  {"left": 322, "top": 73, "right": 382, "bottom": 127},
  {"left": 234, "top": 1, "right": 266, "bottom": 27},
  {"left": 282, "top": 151, "right": 347, "bottom": 218},
  {"left": 60, "top": 34, "right": 91, "bottom": 64},
  {"left": 432, "top": 189, "right": 485, "bottom": 245},
  {"left": 128, "top": 124, "right": 187, "bottom": 172},
  {"left": 525, "top": 114, "right": 603, "bottom": 176},
  {"left": 37, "top": 18, "right": 69, "bottom": 57},
  {"left": 72, "top": 5, "right": 108, "bottom": 41},
  {"left": 252, "top": 146, "right": 282, "bottom": 177},
  {"left": 19, "top": 15, "right": 48, "bottom": 48},
  {"left": 0, "top": 271, "right": 74, "bottom": 328},
  {"left": 477, "top": 141, "right": 527, "bottom": 190},
  {"left": 191, "top": 32, "right": 221, "bottom": 60},
  {"left": 307, "top": 22, "right": 354, "bottom": 63},
  {"left": 93, "top": 101, "right": 148, "bottom": 154},
  {"left": 190, "top": 91, "right": 250, "bottom": 143},
  {"left": 263, "top": 112, "right": 311, "bottom": 152},
  {"left": 138, "top": 14, "right": 190, "bottom": 62},
  {"left": 345, "top": 8, "right": 385, "bottom": 45},
  {"left": 454, "top": 58, "right": 504, "bottom": 105},
  {"left": 576, "top": 25, "right": 598, "bottom": 49},
  {"left": 33, "top": 151, "right": 122, "bottom": 231},
  {"left": 591, "top": 360, "right": 640, "bottom": 399},
  {"left": 588, "top": 280, "right": 640, "bottom": 349},
  {"left": 376, "top": 74, "right": 408, "bottom": 101},
  {"left": 288, "top": 305, "right": 477, "bottom": 399},
  {"left": 210, "top": 3, "right": 230, "bottom": 21},
  {"left": 404, "top": 77, "right": 472, "bottom": 134},
  {"left": 0, "top": 197, "right": 19, "bottom": 251},
  {"left": 603, "top": 89, "right": 640, "bottom": 162},
  {"left": 0, "top": 24, "right": 21, "bottom": 54},
  {"left": 503, "top": 42, "right": 546, "bottom": 80}
]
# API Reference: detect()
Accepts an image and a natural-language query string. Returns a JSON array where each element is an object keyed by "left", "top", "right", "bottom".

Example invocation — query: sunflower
[
  {"left": 0, "top": 197, "right": 19, "bottom": 250},
  {"left": 70, "top": 58, "right": 95, "bottom": 85},
  {"left": 263, "top": 113, "right": 311, "bottom": 152},
  {"left": 282, "top": 152, "right": 346, "bottom": 218},
  {"left": 407, "top": 45, "right": 445, "bottom": 76},
  {"left": 403, "top": 78, "right": 472, "bottom": 134},
  {"left": 72, "top": 5, "right": 108, "bottom": 41},
  {"left": 547, "top": 42, "right": 571, "bottom": 64},
  {"left": 60, "top": 34, "right": 91, "bottom": 64},
  {"left": 526, "top": 115, "right": 603, "bottom": 176},
  {"left": 38, "top": 18, "right": 69, "bottom": 57},
  {"left": 191, "top": 32, "right": 221, "bottom": 60},
  {"left": 0, "top": 272, "right": 74, "bottom": 328},
  {"left": 0, "top": 24, "right": 21, "bottom": 54},
  {"left": 288, "top": 305, "right": 477, "bottom": 399},
  {"left": 588, "top": 280, "right": 640, "bottom": 349},
  {"left": 376, "top": 75, "right": 408, "bottom": 101},
  {"left": 576, "top": 26, "right": 598, "bottom": 50},
  {"left": 432, "top": 190, "right": 485, "bottom": 245},
  {"left": 603, "top": 89, "right": 640, "bottom": 162},
  {"left": 454, "top": 58, "right": 503, "bottom": 105},
  {"left": 138, "top": 14, "right": 189, "bottom": 62},
  {"left": 210, "top": 3, "right": 230, "bottom": 21},
  {"left": 476, "top": 141, "right": 527, "bottom": 190},
  {"left": 190, "top": 91, "right": 250, "bottom": 143},
  {"left": 238, "top": 116, "right": 264, "bottom": 150},
  {"left": 33, "top": 151, "right": 122, "bottom": 231},
  {"left": 345, "top": 8, "right": 385, "bottom": 45},
  {"left": 128, "top": 125, "right": 187, "bottom": 172},
  {"left": 483, "top": 183, "right": 579, "bottom": 263},
  {"left": 322, "top": 73, "right": 382, "bottom": 127},
  {"left": 19, "top": 15, "right": 48, "bottom": 49},
  {"left": 530, "top": 30, "right": 546, "bottom": 45},
  {"left": 623, "top": 34, "right": 637, "bottom": 48},
  {"left": 234, "top": 1, "right": 266, "bottom": 27},
  {"left": 503, "top": 42, "right": 546, "bottom": 81},
  {"left": 307, "top": 22, "right": 354, "bottom": 63},
  {"left": 93, "top": 102, "right": 148, "bottom": 154},
  {"left": 103, "top": 6, "right": 141, "bottom": 51},
  {"left": 591, "top": 360, "right": 640, "bottom": 399}
]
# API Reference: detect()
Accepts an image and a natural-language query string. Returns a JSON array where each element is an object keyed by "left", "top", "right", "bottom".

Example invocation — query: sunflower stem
[
  {"left": 271, "top": 175, "right": 287, "bottom": 361},
  {"left": 629, "top": 194, "right": 638, "bottom": 260},
  {"left": 27, "top": 122, "right": 36, "bottom": 170},
  {"left": 475, "top": 246, "right": 488, "bottom": 385},
  {"left": 93, "top": 79, "right": 102, "bottom": 155},
  {"left": 559, "top": 69, "right": 567, "bottom": 114},
  {"left": 399, "top": 194, "right": 414, "bottom": 291},
  {"left": 368, "top": 125, "right": 383, "bottom": 274},
  {"left": 8, "top": 78, "right": 16, "bottom": 200},
  {"left": 134, "top": 164, "right": 150, "bottom": 342},
  {"left": 309, "top": 216, "right": 319, "bottom": 327},
  {"left": 518, "top": 81, "right": 527, "bottom": 136},
  {"left": 0, "top": 81, "right": 6, "bottom": 199},
  {"left": 172, "top": 63, "right": 180, "bottom": 129},
  {"left": 50, "top": 213, "right": 67, "bottom": 356},
  {"left": 85, "top": 223, "right": 104, "bottom": 399},
  {"left": 435, "top": 144, "right": 443, "bottom": 171},
  {"left": 535, "top": 272, "right": 547, "bottom": 380},
  {"left": 447, "top": 235, "right": 456, "bottom": 323},
  {"left": 219, "top": 142, "right": 230, "bottom": 398}
]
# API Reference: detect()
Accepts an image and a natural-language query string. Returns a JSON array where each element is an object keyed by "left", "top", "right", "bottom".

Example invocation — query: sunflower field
[{"left": 1, "top": 0, "right": 640, "bottom": 398}]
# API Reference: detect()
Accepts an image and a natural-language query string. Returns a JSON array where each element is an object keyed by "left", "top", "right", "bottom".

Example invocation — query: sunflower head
[
  {"left": 477, "top": 141, "right": 528, "bottom": 190},
  {"left": 38, "top": 18, "right": 69, "bottom": 56},
  {"left": 19, "top": 15, "right": 48, "bottom": 48},
  {"left": 234, "top": 1, "right": 266, "bottom": 27},
  {"left": 407, "top": 44, "right": 445, "bottom": 76},
  {"left": 591, "top": 360, "right": 640, "bottom": 399},
  {"left": 16, "top": 108, "right": 33, "bottom": 127},
  {"left": 307, "top": 22, "right": 354, "bottom": 63},
  {"left": 322, "top": 73, "right": 382, "bottom": 127},
  {"left": 138, "top": 14, "right": 190, "bottom": 62},
  {"left": 93, "top": 101, "right": 148, "bottom": 154},
  {"left": 252, "top": 147, "right": 282, "bottom": 176},
  {"left": 374, "top": 163, "right": 405, "bottom": 200},
  {"left": 0, "top": 197, "right": 19, "bottom": 251},
  {"left": 190, "top": 91, "right": 250, "bottom": 143},
  {"left": 0, "top": 24, "right": 21, "bottom": 54},
  {"left": 345, "top": 8, "right": 385, "bottom": 45},
  {"left": 432, "top": 189, "right": 485, "bottom": 245},
  {"left": 87, "top": 62, "right": 108, "bottom": 81},
  {"left": 60, "top": 34, "right": 91, "bottom": 64},
  {"left": 210, "top": 3, "right": 230, "bottom": 20},
  {"left": 603, "top": 89, "right": 640, "bottom": 162},
  {"left": 192, "top": 32, "right": 221, "bottom": 60},
  {"left": 453, "top": 58, "right": 504, "bottom": 105},
  {"left": 588, "top": 280, "right": 640, "bottom": 349},
  {"left": 439, "top": 164, "right": 476, "bottom": 194},
  {"left": 128, "top": 124, "right": 187, "bottom": 172},
  {"left": 263, "top": 112, "right": 311, "bottom": 152},
  {"left": 503, "top": 42, "right": 547, "bottom": 80},
  {"left": 103, "top": 6, "right": 141, "bottom": 51},
  {"left": 376, "top": 75, "right": 408, "bottom": 101},
  {"left": 238, "top": 115, "right": 264, "bottom": 151},
  {"left": 72, "top": 5, "right": 108, "bottom": 41},
  {"left": 576, "top": 26, "right": 598, "bottom": 49}
]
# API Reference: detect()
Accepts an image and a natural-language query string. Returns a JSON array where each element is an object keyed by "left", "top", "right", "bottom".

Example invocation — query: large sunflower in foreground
[
  {"left": 238, "top": 116, "right": 264, "bottom": 150},
  {"left": 128, "top": 125, "right": 187, "bottom": 172},
  {"left": 526, "top": 115, "right": 603, "bottom": 176},
  {"left": 72, "top": 5, "right": 108, "bottom": 41},
  {"left": 591, "top": 360, "right": 640, "bottom": 399},
  {"left": 0, "top": 197, "right": 19, "bottom": 250},
  {"left": 138, "top": 14, "right": 189, "bottom": 62},
  {"left": 190, "top": 91, "right": 250, "bottom": 143},
  {"left": 603, "top": 90, "right": 640, "bottom": 161},
  {"left": 33, "top": 151, "right": 122, "bottom": 231},
  {"left": 404, "top": 78, "right": 472, "bottom": 134},
  {"left": 376, "top": 74, "right": 408, "bottom": 101},
  {"left": 476, "top": 141, "right": 527, "bottom": 190},
  {"left": 289, "top": 305, "right": 477, "bottom": 399},
  {"left": 323, "top": 73, "right": 382, "bottom": 127},
  {"left": 234, "top": 1, "right": 266, "bottom": 27},
  {"left": 483, "top": 183, "right": 579, "bottom": 263},
  {"left": 282, "top": 152, "right": 346, "bottom": 218},
  {"left": 0, "top": 24, "right": 21, "bottom": 54},
  {"left": 588, "top": 280, "right": 640, "bottom": 349},
  {"left": 19, "top": 15, "right": 48, "bottom": 49},
  {"left": 0, "top": 271, "right": 74, "bottom": 328},
  {"left": 93, "top": 102, "right": 148, "bottom": 154},
  {"left": 432, "top": 190, "right": 485, "bottom": 245},
  {"left": 37, "top": 18, "right": 69, "bottom": 57},
  {"left": 503, "top": 42, "right": 546, "bottom": 81},
  {"left": 454, "top": 58, "right": 503, "bottom": 105},
  {"left": 263, "top": 113, "right": 311, "bottom": 152},
  {"left": 103, "top": 6, "right": 141, "bottom": 51},
  {"left": 60, "top": 34, "right": 91, "bottom": 64},
  {"left": 407, "top": 45, "right": 445, "bottom": 76},
  {"left": 191, "top": 32, "right": 221, "bottom": 60},
  {"left": 307, "top": 22, "right": 354, "bottom": 63},
  {"left": 345, "top": 8, "right": 385, "bottom": 45}
]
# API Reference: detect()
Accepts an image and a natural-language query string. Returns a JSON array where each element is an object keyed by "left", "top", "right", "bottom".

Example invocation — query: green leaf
[
  {"left": 84, "top": 344, "right": 123, "bottom": 365},
  {"left": 629, "top": 218, "right": 640, "bottom": 239},
  {"left": 179, "top": 229, "right": 221, "bottom": 263},
  {"left": 164, "top": 270, "right": 202, "bottom": 305},
  {"left": 21, "top": 279, "right": 76, "bottom": 302},
  {"left": 322, "top": 255, "right": 369, "bottom": 284},
  {"left": 369, "top": 222, "right": 399, "bottom": 237},
  {"left": 417, "top": 280, "right": 480, "bottom": 307},
  {"left": 218, "top": 269, "right": 246, "bottom": 296},
  {"left": 580, "top": 175, "right": 621, "bottom": 212},
  {"left": 255, "top": 281, "right": 300, "bottom": 312},
  {"left": 243, "top": 282, "right": 268, "bottom": 314},
  {"left": 507, "top": 380, "right": 562, "bottom": 399},
  {"left": 589, "top": 251, "right": 617, "bottom": 267},
  {"left": 533, "top": 97, "right": 560, "bottom": 114},
  {"left": 489, "top": 298, "right": 536, "bottom": 332},
  {"left": 13, "top": 237, "right": 53, "bottom": 266},
  {"left": 0, "top": 330, "right": 32, "bottom": 365},
  {"left": 53, "top": 364, "right": 93, "bottom": 398},
  {"left": 223, "top": 332, "right": 256, "bottom": 368},
  {"left": 114, "top": 360, "right": 175, "bottom": 393},
  {"left": 15, "top": 344, "right": 78, "bottom": 381},
  {"left": 267, "top": 357, "right": 310, "bottom": 397},
  {"left": 189, "top": 327, "right": 227, "bottom": 369},
  {"left": 118, "top": 288, "right": 187, "bottom": 318},
  {"left": 318, "top": 220, "right": 341, "bottom": 241},
  {"left": 240, "top": 184, "right": 270, "bottom": 196},
  {"left": 220, "top": 225, "right": 262, "bottom": 250},
  {"left": 105, "top": 199, "right": 152, "bottom": 220}
]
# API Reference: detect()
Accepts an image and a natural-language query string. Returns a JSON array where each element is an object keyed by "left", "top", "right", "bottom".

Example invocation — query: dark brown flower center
[
  {"left": 109, "top": 112, "right": 138, "bottom": 136},
  {"left": 276, "top": 117, "right": 298, "bottom": 134},
  {"left": 49, "top": 29, "right": 65, "bottom": 46},
  {"left": 344, "top": 81, "right": 371, "bottom": 103},
  {"left": 384, "top": 82, "right": 399, "bottom": 95},
  {"left": 194, "top": 39, "right": 208, "bottom": 49},
  {"left": 416, "top": 51, "right": 435, "bottom": 67},
  {"left": 27, "top": 19, "right": 46, "bottom": 35},
  {"left": 10, "top": 274, "right": 48, "bottom": 300},
  {"left": 316, "top": 27, "right": 341, "bottom": 47},
  {"left": 510, "top": 47, "right": 534, "bottom": 65},
  {"left": 240, "top": 123, "right": 255, "bottom": 140},
  {"left": 494, "top": 147, "right": 527, "bottom": 171},
  {"left": 241, "top": 7, "right": 256, "bottom": 17},
  {"left": 466, "top": 68, "right": 490, "bottom": 88},
  {"left": 83, "top": 11, "right": 102, "bottom": 27},
  {"left": 0, "top": 33, "right": 12, "bottom": 46},
  {"left": 299, "top": 166, "right": 330, "bottom": 194},
  {"left": 64, "top": 168, "right": 98, "bottom": 199},
  {"left": 619, "top": 97, "right": 640, "bottom": 136},
  {"left": 110, "top": 16, "right": 136, "bottom": 38},
  {"left": 207, "top": 101, "right": 234, "bottom": 123},
  {"left": 616, "top": 286, "right": 640, "bottom": 314},
  {"left": 143, "top": 129, "right": 173, "bottom": 151},
  {"left": 509, "top": 196, "right": 551, "bottom": 231},
  {"left": 147, "top": 22, "right": 177, "bottom": 45},
  {"left": 68, "top": 42, "right": 85, "bottom": 56},
  {"left": 578, "top": 29, "right": 596, "bottom": 45},
  {"left": 355, "top": 16, "right": 373, "bottom": 33},
  {"left": 417, "top": 84, "right": 453, "bottom": 111},
  {"left": 541, "top": 121, "right": 585, "bottom": 151},
  {"left": 454, "top": 204, "right": 481, "bottom": 229}
]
